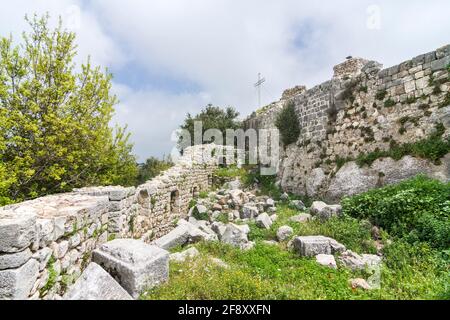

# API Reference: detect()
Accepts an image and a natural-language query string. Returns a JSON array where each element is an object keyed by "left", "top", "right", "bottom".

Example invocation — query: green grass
[
  {"left": 141, "top": 172, "right": 450, "bottom": 301},
  {"left": 342, "top": 176, "right": 450, "bottom": 250},
  {"left": 142, "top": 239, "right": 448, "bottom": 300}
]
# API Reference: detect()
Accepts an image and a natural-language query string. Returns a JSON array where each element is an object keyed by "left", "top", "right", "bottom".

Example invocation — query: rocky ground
[
  {"left": 145, "top": 178, "right": 384, "bottom": 294},
  {"left": 63, "top": 170, "right": 448, "bottom": 300}
]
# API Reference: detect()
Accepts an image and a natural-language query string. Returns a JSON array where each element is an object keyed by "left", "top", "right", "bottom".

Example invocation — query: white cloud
[{"left": 1, "top": 0, "right": 450, "bottom": 159}]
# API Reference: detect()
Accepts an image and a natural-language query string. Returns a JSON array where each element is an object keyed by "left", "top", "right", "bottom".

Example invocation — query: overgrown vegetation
[
  {"left": 342, "top": 176, "right": 450, "bottom": 250},
  {"left": 142, "top": 169, "right": 449, "bottom": 300},
  {"left": 136, "top": 156, "right": 173, "bottom": 185},
  {"left": 0, "top": 15, "right": 137, "bottom": 205},
  {"left": 275, "top": 102, "right": 301, "bottom": 146},
  {"left": 355, "top": 123, "right": 449, "bottom": 167}
]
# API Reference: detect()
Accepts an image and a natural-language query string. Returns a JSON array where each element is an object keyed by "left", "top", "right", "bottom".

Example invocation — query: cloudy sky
[{"left": 1, "top": 0, "right": 449, "bottom": 160}]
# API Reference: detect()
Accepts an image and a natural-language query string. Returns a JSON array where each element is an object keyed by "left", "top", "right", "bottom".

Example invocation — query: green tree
[
  {"left": 0, "top": 14, "right": 137, "bottom": 205},
  {"left": 179, "top": 104, "right": 241, "bottom": 148},
  {"left": 275, "top": 102, "right": 300, "bottom": 146},
  {"left": 136, "top": 155, "right": 173, "bottom": 185}
]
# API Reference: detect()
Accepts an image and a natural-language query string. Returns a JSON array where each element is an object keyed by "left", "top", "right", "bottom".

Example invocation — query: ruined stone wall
[
  {"left": 0, "top": 145, "right": 222, "bottom": 300},
  {"left": 244, "top": 44, "right": 450, "bottom": 199}
]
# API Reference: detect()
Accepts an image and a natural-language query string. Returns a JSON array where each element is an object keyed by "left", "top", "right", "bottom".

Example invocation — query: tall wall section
[
  {"left": 244, "top": 44, "right": 450, "bottom": 200},
  {"left": 0, "top": 145, "right": 222, "bottom": 300}
]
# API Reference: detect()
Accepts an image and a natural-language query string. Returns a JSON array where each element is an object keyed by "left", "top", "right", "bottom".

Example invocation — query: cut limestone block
[
  {"left": 293, "top": 236, "right": 346, "bottom": 257},
  {"left": 0, "top": 258, "right": 39, "bottom": 300},
  {"left": 0, "top": 249, "right": 32, "bottom": 270},
  {"left": 0, "top": 209, "right": 37, "bottom": 253},
  {"left": 64, "top": 263, "right": 133, "bottom": 300},
  {"left": 152, "top": 225, "right": 191, "bottom": 250},
  {"left": 256, "top": 213, "right": 272, "bottom": 229},
  {"left": 221, "top": 224, "right": 249, "bottom": 248},
  {"left": 92, "top": 239, "right": 169, "bottom": 298}
]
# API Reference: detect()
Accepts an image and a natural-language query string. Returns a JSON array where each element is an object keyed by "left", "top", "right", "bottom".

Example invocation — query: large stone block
[
  {"left": 221, "top": 224, "right": 249, "bottom": 248},
  {"left": 64, "top": 263, "right": 132, "bottom": 300},
  {"left": 256, "top": 213, "right": 272, "bottom": 229},
  {"left": 0, "top": 209, "right": 37, "bottom": 253},
  {"left": 0, "top": 258, "right": 39, "bottom": 300},
  {"left": 293, "top": 236, "right": 346, "bottom": 257},
  {"left": 152, "top": 225, "right": 191, "bottom": 250},
  {"left": 0, "top": 249, "right": 32, "bottom": 270},
  {"left": 92, "top": 239, "right": 169, "bottom": 298}
]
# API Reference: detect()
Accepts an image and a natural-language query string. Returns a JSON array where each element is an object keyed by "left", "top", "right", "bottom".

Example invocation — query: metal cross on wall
[{"left": 254, "top": 73, "right": 266, "bottom": 108}]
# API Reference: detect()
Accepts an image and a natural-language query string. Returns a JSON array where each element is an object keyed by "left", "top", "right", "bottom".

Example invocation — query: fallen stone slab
[
  {"left": 221, "top": 224, "right": 249, "bottom": 248},
  {"left": 170, "top": 247, "right": 200, "bottom": 263},
  {"left": 315, "top": 254, "right": 337, "bottom": 269},
  {"left": 310, "top": 201, "right": 342, "bottom": 221},
  {"left": 293, "top": 236, "right": 346, "bottom": 257},
  {"left": 64, "top": 263, "right": 133, "bottom": 300},
  {"left": 92, "top": 239, "right": 169, "bottom": 298},
  {"left": 289, "top": 214, "right": 311, "bottom": 223},
  {"left": 256, "top": 213, "right": 272, "bottom": 229},
  {"left": 152, "top": 225, "right": 191, "bottom": 250},
  {"left": 178, "top": 220, "right": 217, "bottom": 242},
  {"left": 339, "top": 250, "right": 382, "bottom": 271},
  {"left": 289, "top": 200, "right": 306, "bottom": 211},
  {"left": 0, "top": 258, "right": 39, "bottom": 300}
]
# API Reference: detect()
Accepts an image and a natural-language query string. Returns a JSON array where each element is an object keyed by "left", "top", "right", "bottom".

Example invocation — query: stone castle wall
[
  {"left": 244, "top": 44, "right": 450, "bottom": 199},
  {"left": 0, "top": 145, "right": 223, "bottom": 300}
]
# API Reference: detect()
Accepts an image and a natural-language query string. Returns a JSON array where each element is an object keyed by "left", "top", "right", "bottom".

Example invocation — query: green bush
[
  {"left": 191, "top": 206, "right": 209, "bottom": 221},
  {"left": 375, "top": 89, "right": 387, "bottom": 100},
  {"left": 0, "top": 15, "right": 138, "bottom": 205},
  {"left": 342, "top": 176, "right": 450, "bottom": 249},
  {"left": 275, "top": 102, "right": 301, "bottom": 146}
]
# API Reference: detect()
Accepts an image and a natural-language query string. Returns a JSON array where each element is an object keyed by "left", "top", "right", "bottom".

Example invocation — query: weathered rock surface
[
  {"left": 0, "top": 258, "right": 39, "bottom": 300},
  {"left": 0, "top": 249, "right": 32, "bottom": 271},
  {"left": 241, "top": 204, "right": 259, "bottom": 219},
  {"left": 339, "top": 250, "right": 382, "bottom": 271},
  {"left": 289, "top": 214, "right": 311, "bottom": 223},
  {"left": 170, "top": 247, "right": 200, "bottom": 263},
  {"left": 92, "top": 239, "right": 169, "bottom": 298},
  {"left": 326, "top": 156, "right": 450, "bottom": 200},
  {"left": 64, "top": 263, "right": 133, "bottom": 300},
  {"left": 310, "top": 202, "right": 342, "bottom": 221},
  {"left": 293, "top": 236, "right": 346, "bottom": 257},
  {"left": 221, "top": 224, "right": 249, "bottom": 249},
  {"left": 256, "top": 213, "right": 272, "bottom": 229},
  {"left": 0, "top": 209, "right": 37, "bottom": 253},
  {"left": 349, "top": 278, "right": 372, "bottom": 290},
  {"left": 152, "top": 225, "right": 191, "bottom": 250},
  {"left": 276, "top": 226, "right": 293, "bottom": 242},
  {"left": 289, "top": 200, "right": 306, "bottom": 211},
  {"left": 315, "top": 254, "right": 337, "bottom": 269}
]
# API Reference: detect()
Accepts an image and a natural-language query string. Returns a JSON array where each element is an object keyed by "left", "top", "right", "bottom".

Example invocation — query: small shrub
[
  {"left": 384, "top": 98, "right": 396, "bottom": 108},
  {"left": 375, "top": 89, "right": 387, "bottom": 100},
  {"left": 358, "top": 86, "right": 368, "bottom": 93},
  {"left": 342, "top": 176, "right": 450, "bottom": 249},
  {"left": 191, "top": 206, "right": 209, "bottom": 221},
  {"left": 275, "top": 102, "right": 301, "bottom": 146}
]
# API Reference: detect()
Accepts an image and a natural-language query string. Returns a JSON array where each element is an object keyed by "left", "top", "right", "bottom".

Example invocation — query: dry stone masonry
[
  {"left": 244, "top": 44, "right": 450, "bottom": 200},
  {"left": 0, "top": 145, "right": 225, "bottom": 300}
]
